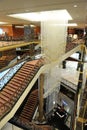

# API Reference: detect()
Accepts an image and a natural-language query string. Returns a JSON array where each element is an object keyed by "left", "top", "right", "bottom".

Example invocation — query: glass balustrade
[{"left": 0, "top": 61, "right": 25, "bottom": 90}]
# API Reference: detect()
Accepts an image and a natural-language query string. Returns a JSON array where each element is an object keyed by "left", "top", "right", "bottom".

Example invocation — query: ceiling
[{"left": 0, "top": 0, "right": 87, "bottom": 28}]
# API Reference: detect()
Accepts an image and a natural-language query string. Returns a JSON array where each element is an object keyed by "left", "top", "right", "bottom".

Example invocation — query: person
[{"left": 4, "top": 32, "right": 8, "bottom": 41}]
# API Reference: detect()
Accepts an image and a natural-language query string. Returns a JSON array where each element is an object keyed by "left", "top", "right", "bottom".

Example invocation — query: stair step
[
  {"left": 15, "top": 74, "right": 26, "bottom": 79},
  {"left": 23, "top": 106, "right": 35, "bottom": 111},
  {"left": 8, "top": 83, "right": 23, "bottom": 91},
  {"left": 26, "top": 102, "right": 36, "bottom": 106},
  {"left": 20, "top": 113, "right": 32, "bottom": 118},
  {"left": 23, "top": 106, "right": 34, "bottom": 111},
  {"left": 24, "top": 64, "right": 34, "bottom": 68},
  {"left": 17, "top": 72, "right": 28, "bottom": 77},
  {"left": 21, "top": 110, "right": 34, "bottom": 115},
  {"left": 22, "top": 111, "right": 33, "bottom": 115},
  {"left": 28, "top": 75, "right": 33, "bottom": 78},
  {"left": 11, "top": 78, "right": 23, "bottom": 85},
  {"left": 3, "top": 89, "right": 15, "bottom": 95},
  {"left": 1, "top": 91, "right": 12, "bottom": 99},
  {"left": 0, "top": 100, "right": 11, "bottom": 108},
  {"left": 8, "top": 83, "right": 19, "bottom": 89},
  {"left": 0, "top": 102, "right": 4, "bottom": 107},
  {"left": 28, "top": 98, "right": 37, "bottom": 102},
  {"left": 24, "top": 66, "right": 37, "bottom": 72},
  {"left": 21, "top": 68, "right": 32, "bottom": 72},
  {"left": 0, "top": 94, "right": 11, "bottom": 101},
  {"left": 20, "top": 115, "right": 31, "bottom": 120},
  {"left": 0, "top": 98, "right": 14, "bottom": 108},
  {"left": 13, "top": 77, "right": 28, "bottom": 85},
  {"left": 16, "top": 73, "right": 27, "bottom": 78},
  {"left": 19, "top": 70, "right": 31, "bottom": 74},
  {"left": 10, "top": 81, "right": 20, "bottom": 87},
  {"left": 22, "top": 66, "right": 33, "bottom": 71},
  {"left": 5, "top": 85, "right": 20, "bottom": 94}
]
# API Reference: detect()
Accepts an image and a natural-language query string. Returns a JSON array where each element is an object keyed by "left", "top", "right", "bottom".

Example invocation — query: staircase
[
  {"left": 0, "top": 59, "right": 44, "bottom": 121},
  {"left": 10, "top": 89, "right": 39, "bottom": 130}
]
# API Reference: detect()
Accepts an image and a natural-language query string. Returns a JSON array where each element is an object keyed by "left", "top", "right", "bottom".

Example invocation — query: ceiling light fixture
[
  {"left": 74, "top": 5, "right": 77, "bottom": 8},
  {"left": 30, "top": 24, "right": 36, "bottom": 27},
  {"left": 0, "top": 22, "right": 7, "bottom": 24},
  {"left": 8, "top": 10, "right": 72, "bottom": 22},
  {"left": 52, "top": 23, "right": 77, "bottom": 26}
]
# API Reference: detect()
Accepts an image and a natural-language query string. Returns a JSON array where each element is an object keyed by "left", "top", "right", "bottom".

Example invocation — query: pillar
[
  {"left": 38, "top": 74, "right": 45, "bottom": 122},
  {"left": 41, "top": 10, "right": 69, "bottom": 114}
]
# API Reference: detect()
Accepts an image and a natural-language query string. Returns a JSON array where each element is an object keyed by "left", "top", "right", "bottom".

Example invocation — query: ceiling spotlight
[{"left": 74, "top": 5, "right": 77, "bottom": 8}]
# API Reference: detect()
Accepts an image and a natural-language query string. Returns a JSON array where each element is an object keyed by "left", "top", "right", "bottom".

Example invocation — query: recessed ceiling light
[
  {"left": 25, "top": 10, "right": 29, "bottom": 12},
  {"left": 74, "top": 5, "right": 77, "bottom": 8},
  {"left": 8, "top": 10, "right": 72, "bottom": 22},
  {"left": 30, "top": 24, "right": 36, "bottom": 27}
]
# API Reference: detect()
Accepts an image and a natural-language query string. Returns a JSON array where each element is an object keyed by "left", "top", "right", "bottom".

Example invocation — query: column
[{"left": 38, "top": 74, "right": 45, "bottom": 122}]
